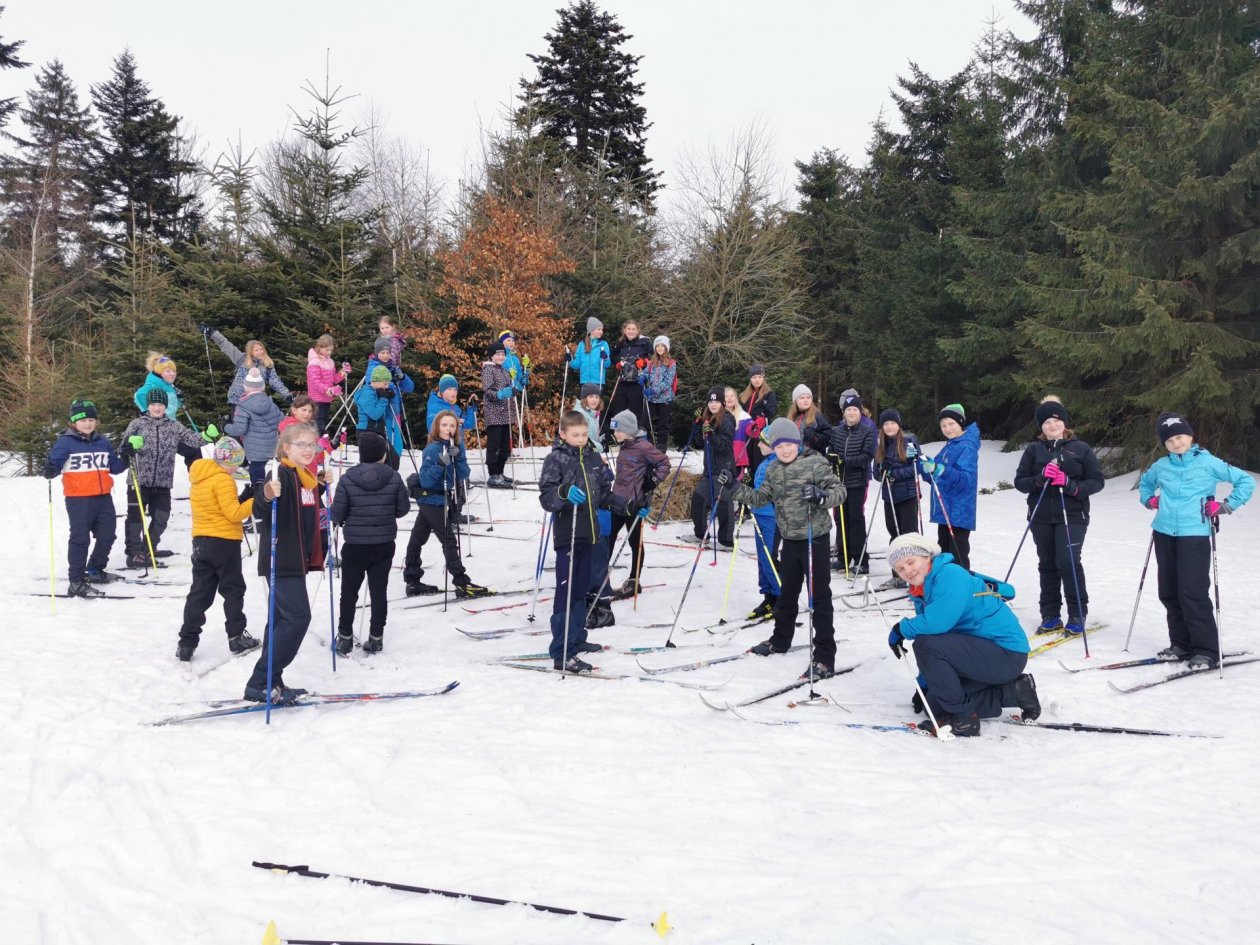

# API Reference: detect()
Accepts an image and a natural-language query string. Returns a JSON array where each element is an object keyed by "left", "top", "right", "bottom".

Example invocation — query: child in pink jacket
[{"left": 306, "top": 333, "right": 352, "bottom": 435}]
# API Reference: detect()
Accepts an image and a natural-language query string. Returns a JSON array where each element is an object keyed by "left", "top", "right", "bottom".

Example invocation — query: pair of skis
[{"left": 150, "top": 681, "right": 460, "bottom": 726}]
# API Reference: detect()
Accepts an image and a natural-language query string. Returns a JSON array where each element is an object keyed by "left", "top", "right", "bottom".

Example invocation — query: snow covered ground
[{"left": 3, "top": 439, "right": 1258, "bottom": 944}]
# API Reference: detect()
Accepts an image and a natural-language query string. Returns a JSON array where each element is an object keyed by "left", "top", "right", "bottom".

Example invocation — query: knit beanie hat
[
  {"left": 243, "top": 368, "right": 265, "bottom": 390},
  {"left": 1034, "top": 399, "right": 1070, "bottom": 427},
  {"left": 938, "top": 403, "right": 966, "bottom": 426},
  {"left": 841, "top": 393, "right": 862, "bottom": 411},
  {"left": 373, "top": 335, "right": 392, "bottom": 357},
  {"left": 486, "top": 341, "right": 506, "bottom": 358},
  {"left": 69, "top": 398, "right": 97, "bottom": 422},
  {"left": 653, "top": 335, "right": 670, "bottom": 352},
  {"left": 147, "top": 387, "right": 169, "bottom": 407},
  {"left": 358, "top": 430, "right": 388, "bottom": 464},
  {"left": 748, "top": 364, "right": 766, "bottom": 378},
  {"left": 586, "top": 317, "right": 604, "bottom": 334},
  {"left": 706, "top": 386, "right": 724, "bottom": 403},
  {"left": 438, "top": 374, "right": 459, "bottom": 394},
  {"left": 580, "top": 383, "right": 601, "bottom": 399},
  {"left": 766, "top": 417, "right": 802, "bottom": 448},
  {"left": 498, "top": 330, "right": 514, "bottom": 343},
  {"left": 212, "top": 436, "right": 245, "bottom": 469},
  {"left": 887, "top": 532, "right": 939, "bottom": 570},
  {"left": 609, "top": 409, "right": 641, "bottom": 438},
  {"left": 791, "top": 384, "right": 812, "bottom": 402},
  {"left": 879, "top": 408, "right": 902, "bottom": 426},
  {"left": 153, "top": 355, "right": 176, "bottom": 374},
  {"left": 1156, "top": 412, "right": 1194, "bottom": 442},
  {"left": 370, "top": 365, "right": 392, "bottom": 383}
]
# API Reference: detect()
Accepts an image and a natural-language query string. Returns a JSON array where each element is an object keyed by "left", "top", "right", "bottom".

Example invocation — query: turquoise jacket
[
  {"left": 899, "top": 554, "right": 1028, "bottom": 654},
  {"left": 133, "top": 373, "right": 181, "bottom": 418},
  {"left": 1138, "top": 445, "right": 1253, "bottom": 537},
  {"left": 569, "top": 339, "right": 611, "bottom": 386}
]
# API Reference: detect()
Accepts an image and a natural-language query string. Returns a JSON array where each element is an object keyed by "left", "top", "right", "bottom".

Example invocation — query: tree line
[{"left": 1, "top": 0, "right": 1257, "bottom": 473}]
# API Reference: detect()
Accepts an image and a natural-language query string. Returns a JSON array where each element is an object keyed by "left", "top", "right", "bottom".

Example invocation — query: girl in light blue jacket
[
  {"left": 1138, "top": 412, "right": 1253, "bottom": 669},
  {"left": 567, "top": 317, "right": 611, "bottom": 388}
]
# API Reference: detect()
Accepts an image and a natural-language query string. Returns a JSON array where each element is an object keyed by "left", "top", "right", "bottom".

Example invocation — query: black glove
[
  {"left": 888, "top": 623, "right": 907, "bottom": 659},
  {"left": 446, "top": 442, "right": 461, "bottom": 463},
  {"left": 390, "top": 364, "right": 404, "bottom": 382},
  {"left": 198, "top": 323, "right": 212, "bottom": 337},
  {"left": 801, "top": 483, "right": 828, "bottom": 507},
  {"left": 282, "top": 392, "right": 295, "bottom": 405},
  {"left": 716, "top": 468, "right": 733, "bottom": 487},
  {"left": 877, "top": 458, "right": 892, "bottom": 475},
  {"left": 238, "top": 483, "right": 255, "bottom": 503},
  {"left": 911, "top": 689, "right": 925, "bottom": 714},
  {"left": 119, "top": 444, "right": 134, "bottom": 463},
  {"left": 375, "top": 387, "right": 393, "bottom": 399}
]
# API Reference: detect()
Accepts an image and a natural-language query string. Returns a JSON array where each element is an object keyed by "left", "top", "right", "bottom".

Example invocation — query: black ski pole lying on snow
[{"left": 251, "top": 861, "right": 626, "bottom": 923}]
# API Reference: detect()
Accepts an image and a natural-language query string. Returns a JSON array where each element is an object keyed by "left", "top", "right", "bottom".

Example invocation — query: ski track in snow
[{"left": 3, "top": 441, "right": 1259, "bottom": 943}]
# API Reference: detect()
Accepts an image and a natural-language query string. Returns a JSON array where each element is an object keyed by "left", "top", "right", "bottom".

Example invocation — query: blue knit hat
[{"left": 438, "top": 374, "right": 459, "bottom": 394}]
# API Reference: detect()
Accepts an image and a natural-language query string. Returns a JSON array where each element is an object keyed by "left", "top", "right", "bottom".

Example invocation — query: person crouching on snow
[{"left": 884, "top": 533, "right": 1039, "bottom": 738}]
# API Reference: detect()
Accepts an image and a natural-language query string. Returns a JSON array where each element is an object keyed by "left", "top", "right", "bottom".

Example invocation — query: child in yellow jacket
[{"left": 177, "top": 437, "right": 259, "bottom": 663}]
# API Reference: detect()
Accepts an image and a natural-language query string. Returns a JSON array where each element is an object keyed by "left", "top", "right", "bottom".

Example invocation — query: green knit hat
[{"left": 938, "top": 403, "right": 966, "bottom": 426}]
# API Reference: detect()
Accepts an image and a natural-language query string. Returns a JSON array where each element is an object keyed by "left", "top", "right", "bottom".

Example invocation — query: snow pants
[
  {"left": 647, "top": 402, "right": 671, "bottom": 451},
  {"left": 125, "top": 484, "right": 171, "bottom": 557},
  {"left": 608, "top": 513, "right": 646, "bottom": 586},
  {"left": 690, "top": 479, "right": 733, "bottom": 546},
  {"left": 65, "top": 494, "right": 116, "bottom": 582},
  {"left": 1031, "top": 519, "right": 1088, "bottom": 624},
  {"left": 1153, "top": 532, "right": 1217, "bottom": 660},
  {"left": 753, "top": 513, "right": 781, "bottom": 597},
  {"left": 938, "top": 524, "right": 971, "bottom": 571},
  {"left": 769, "top": 536, "right": 835, "bottom": 666},
  {"left": 913, "top": 633, "right": 1027, "bottom": 719},
  {"left": 550, "top": 541, "right": 592, "bottom": 662},
  {"left": 883, "top": 496, "right": 919, "bottom": 540},
  {"left": 246, "top": 575, "right": 310, "bottom": 690},
  {"left": 404, "top": 504, "right": 466, "bottom": 585},
  {"left": 606, "top": 381, "right": 645, "bottom": 436},
  {"left": 338, "top": 541, "right": 394, "bottom": 639},
  {"left": 486, "top": 424, "right": 510, "bottom": 476},
  {"left": 179, "top": 536, "right": 246, "bottom": 647},
  {"left": 836, "top": 483, "right": 868, "bottom": 568}
]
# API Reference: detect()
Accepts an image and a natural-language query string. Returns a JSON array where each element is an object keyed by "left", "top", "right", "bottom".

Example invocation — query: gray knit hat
[
  {"left": 580, "top": 383, "right": 601, "bottom": 399},
  {"left": 766, "top": 417, "right": 802, "bottom": 448},
  {"left": 586, "top": 317, "right": 604, "bottom": 334},
  {"left": 609, "top": 409, "right": 641, "bottom": 438},
  {"left": 791, "top": 384, "right": 812, "bottom": 402},
  {"left": 887, "top": 532, "right": 939, "bottom": 569}
]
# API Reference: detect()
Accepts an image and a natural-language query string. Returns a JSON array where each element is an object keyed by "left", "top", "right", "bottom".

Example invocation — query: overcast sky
[{"left": 5, "top": 0, "right": 1032, "bottom": 210}]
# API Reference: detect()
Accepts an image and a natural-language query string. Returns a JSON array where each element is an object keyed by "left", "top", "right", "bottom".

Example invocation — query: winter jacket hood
[{"left": 224, "top": 390, "right": 285, "bottom": 462}]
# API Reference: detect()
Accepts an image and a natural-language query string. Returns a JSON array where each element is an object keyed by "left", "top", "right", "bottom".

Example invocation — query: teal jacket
[
  {"left": 133, "top": 373, "right": 181, "bottom": 417},
  {"left": 899, "top": 554, "right": 1028, "bottom": 654},
  {"left": 1138, "top": 446, "right": 1253, "bottom": 537}
]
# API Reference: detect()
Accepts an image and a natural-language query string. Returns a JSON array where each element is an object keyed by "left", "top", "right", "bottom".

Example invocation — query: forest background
[{"left": 1, "top": 0, "right": 1257, "bottom": 472}]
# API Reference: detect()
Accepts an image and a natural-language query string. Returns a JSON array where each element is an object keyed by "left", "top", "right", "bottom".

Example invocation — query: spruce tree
[
  {"left": 518, "top": 0, "right": 659, "bottom": 209},
  {"left": 89, "top": 50, "right": 199, "bottom": 247},
  {"left": 0, "top": 5, "right": 28, "bottom": 130}
]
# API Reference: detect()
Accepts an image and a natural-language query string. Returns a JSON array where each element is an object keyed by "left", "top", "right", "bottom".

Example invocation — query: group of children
[{"left": 41, "top": 314, "right": 1254, "bottom": 709}]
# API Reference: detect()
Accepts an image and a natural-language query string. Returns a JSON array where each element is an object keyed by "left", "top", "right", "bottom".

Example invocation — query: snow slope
[{"left": 3, "top": 440, "right": 1258, "bottom": 944}]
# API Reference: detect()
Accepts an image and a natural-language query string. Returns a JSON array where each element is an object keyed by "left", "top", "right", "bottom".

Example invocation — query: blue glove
[
  {"left": 888, "top": 622, "right": 907, "bottom": 659},
  {"left": 919, "top": 455, "right": 943, "bottom": 476},
  {"left": 565, "top": 484, "right": 587, "bottom": 505},
  {"left": 636, "top": 504, "right": 650, "bottom": 520},
  {"left": 600, "top": 348, "right": 609, "bottom": 361},
  {"left": 496, "top": 388, "right": 513, "bottom": 400},
  {"left": 905, "top": 442, "right": 919, "bottom": 459}
]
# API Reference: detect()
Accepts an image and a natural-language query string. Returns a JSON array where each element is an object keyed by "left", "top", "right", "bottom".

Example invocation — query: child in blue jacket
[
  {"left": 748, "top": 433, "right": 781, "bottom": 620},
  {"left": 356, "top": 354, "right": 415, "bottom": 470},
  {"left": 1138, "top": 412, "right": 1253, "bottom": 669},
  {"left": 918, "top": 403, "right": 979, "bottom": 569},
  {"left": 567, "top": 317, "right": 611, "bottom": 390}
]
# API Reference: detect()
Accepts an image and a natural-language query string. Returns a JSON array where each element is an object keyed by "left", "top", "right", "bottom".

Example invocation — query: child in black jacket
[
  {"left": 538, "top": 410, "right": 637, "bottom": 673},
  {"left": 330, "top": 431, "right": 410, "bottom": 655},
  {"left": 686, "top": 387, "right": 737, "bottom": 547},
  {"left": 830, "top": 392, "right": 876, "bottom": 574}
]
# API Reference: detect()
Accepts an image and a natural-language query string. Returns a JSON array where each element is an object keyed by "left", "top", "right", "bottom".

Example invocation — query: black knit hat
[
  {"left": 879, "top": 408, "right": 902, "bottom": 426},
  {"left": 841, "top": 393, "right": 862, "bottom": 411},
  {"left": 147, "top": 387, "right": 169, "bottom": 407},
  {"left": 69, "top": 398, "right": 97, "bottom": 422},
  {"left": 580, "top": 383, "right": 601, "bottom": 399},
  {"left": 748, "top": 364, "right": 766, "bottom": 378},
  {"left": 358, "top": 431, "right": 388, "bottom": 464},
  {"left": 938, "top": 403, "right": 966, "bottom": 426},
  {"left": 706, "top": 386, "right": 723, "bottom": 403},
  {"left": 1034, "top": 399, "right": 1069, "bottom": 427},
  {"left": 486, "top": 341, "right": 506, "bottom": 357},
  {"left": 1156, "top": 412, "right": 1194, "bottom": 442}
]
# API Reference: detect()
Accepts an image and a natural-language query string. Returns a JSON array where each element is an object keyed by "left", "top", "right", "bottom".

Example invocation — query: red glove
[
  {"left": 635, "top": 358, "right": 647, "bottom": 369},
  {"left": 1145, "top": 496, "right": 1160, "bottom": 510},
  {"left": 1043, "top": 463, "right": 1067, "bottom": 487},
  {"left": 328, "top": 385, "right": 342, "bottom": 398},
  {"left": 615, "top": 361, "right": 623, "bottom": 370},
  {"left": 751, "top": 416, "right": 767, "bottom": 435}
]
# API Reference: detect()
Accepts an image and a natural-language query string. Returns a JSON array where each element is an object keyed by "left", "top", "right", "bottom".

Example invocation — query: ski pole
[
  {"left": 633, "top": 510, "right": 646, "bottom": 611},
  {"left": 264, "top": 462, "right": 280, "bottom": 724},
  {"left": 1206, "top": 499, "right": 1224, "bottom": 679},
  {"left": 583, "top": 512, "right": 636, "bottom": 626},
  {"left": 473, "top": 413, "right": 493, "bottom": 527},
  {"left": 661, "top": 497, "right": 719, "bottom": 648},
  {"left": 203, "top": 330, "right": 218, "bottom": 393},
  {"left": 1122, "top": 532, "right": 1155, "bottom": 652},
  {"left": 1004, "top": 480, "right": 1049, "bottom": 583},
  {"left": 129, "top": 459, "right": 159, "bottom": 572},
  {"left": 390, "top": 406, "right": 421, "bottom": 474},
  {"left": 913, "top": 461, "right": 925, "bottom": 533},
  {"left": 849, "top": 471, "right": 887, "bottom": 585},
  {"left": 870, "top": 586, "right": 951, "bottom": 740},
  {"left": 837, "top": 492, "right": 850, "bottom": 579},
  {"left": 48, "top": 480, "right": 55, "bottom": 613},
  {"left": 716, "top": 503, "right": 749, "bottom": 626},
  {"left": 703, "top": 438, "right": 717, "bottom": 566},
  {"left": 804, "top": 510, "right": 820, "bottom": 701},
  {"left": 927, "top": 472, "right": 960, "bottom": 561},
  {"left": 326, "top": 485, "right": 337, "bottom": 672},
  {"left": 181, "top": 406, "right": 202, "bottom": 435},
  {"left": 651, "top": 435, "right": 692, "bottom": 529},
  {"left": 559, "top": 508, "right": 578, "bottom": 677},
  {"left": 1058, "top": 487, "right": 1089, "bottom": 658},
  {"left": 527, "top": 513, "right": 554, "bottom": 623},
  {"left": 558, "top": 346, "right": 571, "bottom": 427},
  {"left": 748, "top": 510, "right": 783, "bottom": 589}
]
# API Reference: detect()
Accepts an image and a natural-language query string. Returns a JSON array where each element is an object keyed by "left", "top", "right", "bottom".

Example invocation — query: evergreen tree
[
  {"left": 1017, "top": 1, "right": 1260, "bottom": 464},
  {"left": 518, "top": 0, "right": 660, "bottom": 209},
  {"left": 89, "top": 50, "right": 200, "bottom": 247},
  {"left": 0, "top": 5, "right": 28, "bottom": 130}
]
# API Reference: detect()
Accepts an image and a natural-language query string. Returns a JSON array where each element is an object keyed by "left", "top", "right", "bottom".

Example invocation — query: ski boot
[
  {"left": 578, "top": 641, "right": 604, "bottom": 654},
  {"left": 747, "top": 595, "right": 777, "bottom": 621},
  {"left": 84, "top": 568, "right": 123, "bottom": 584},
  {"left": 454, "top": 581, "right": 492, "bottom": 599},
  {"left": 798, "top": 661, "right": 834, "bottom": 680},
  {"left": 405, "top": 581, "right": 439, "bottom": 597},
  {"left": 918, "top": 711, "right": 980, "bottom": 737},
  {"left": 362, "top": 635, "right": 383, "bottom": 654},
  {"left": 749, "top": 639, "right": 788, "bottom": 657},
  {"left": 67, "top": 579, "right": 105, "bottom": 598},
  {"left": 875, "top": 575, "right": 906, "bottom": 592},
  {"left": 1063, "top": 619, "right": 1086, "bottom": 635},
  {"left": 176, "top": 644, "right": 195, "bottom": 662},
  {"left": 154, "top": 549, "right": 176, "bottom": 558},
  {"left": 244, "top": 684, "right": 297, "bottom": 705},
  {"left": 125, "top": 553, "right": 166, "bottom": 569},
  {"left": 1157, "top": 644, "right": 1190, "bottom": 661},
  {"left": 335, "top": 633, "right": 354, "bottom": 656},
  {"left": 486, "top": 474, "right": 513, "bottom": 490},
  {"left": 554, "top": 656, "right": 593, "bottom": 673},
  {"left": 1035, "top": 617, "right": 1064, "bottom": 636},
  {"left": 1011, "top": 673, "right": 1041, "bottom": 722},
  {"left": 1186, "top": 653, "right": 1218, "bottom": 670},
  {"left": 228, "top": 631, "right": 260, "bottom": 653}
]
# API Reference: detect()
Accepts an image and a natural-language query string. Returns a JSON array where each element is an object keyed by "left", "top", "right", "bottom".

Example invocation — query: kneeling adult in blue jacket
[{"left": 885, "top": 533, "right": 1039, "bottom": 737}]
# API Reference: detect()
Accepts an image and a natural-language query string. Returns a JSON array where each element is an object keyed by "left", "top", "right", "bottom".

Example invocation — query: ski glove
[
  {"left": 565, "top": 484, "right": 587, "bottom": 505},
  {"left": 1043, "top": 463, "right": 1067, "bottom": 487},
  {"left": 197, "top": 323, "right": 212, "bottom": 337},
  {"left": 636, "top": 505, "right": 651, "bottom": 520},
  {"left": 375, "top": 387, "right": 393, "bottom": 399},
  {"left": 238, "top": 483, "right": 254, "bottom": 503},
  {"left": 905, "top": 443, "right": 919, "bottom": 459},
  {"left": 522, "top": 355, "right": 531, "bottom": 370},
  {"left": 496, "top": 388, "right": 514, "bottom": 400},
  {"left": 888, "top": 623, "right": 907, "bottom": 659},
  {"left": 342, "top": 361, "right": 353, "bottom": 374},
  {"left": 202, "top": 423, "right": 220, "bottom": 442},
  {"left": 918, "top": 455, "right": 943, "bottom": 476},
  {"left": 801, "top": 483, "right": 828, "bottom": 507},
  {"left": 128, "top": 435, "right": 144, "bottom": 451},
  {"left": 1204, "top": 499, "right": 1231, "bottom": 518},
  {"left": 716, "top": 468, "right": 734, "bottom": 487},
  {"left": 1145, "top": 496, "right": 1160, "bottom": 511}
]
